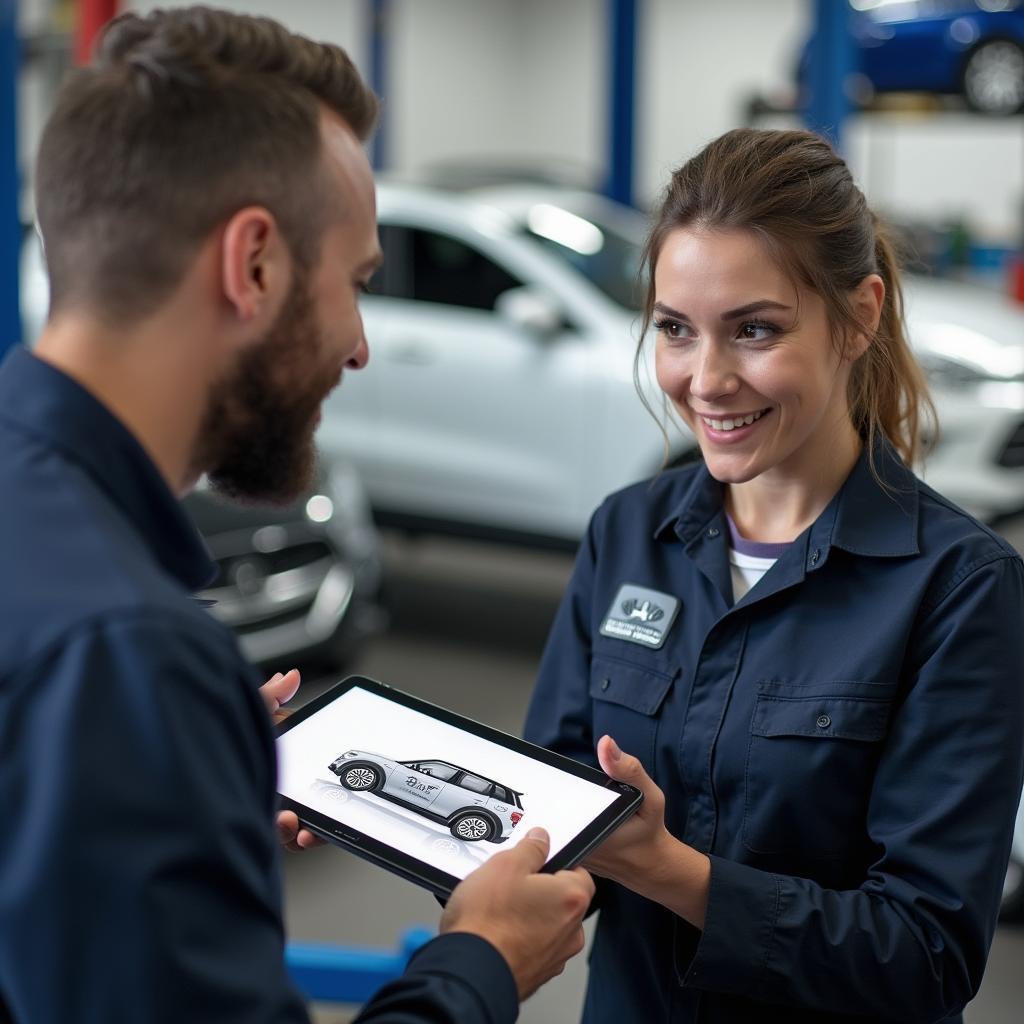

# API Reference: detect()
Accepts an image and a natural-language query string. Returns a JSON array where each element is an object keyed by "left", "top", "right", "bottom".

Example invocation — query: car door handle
[{"left": 386, "top": 341, "right": 436, "bottom": 365}]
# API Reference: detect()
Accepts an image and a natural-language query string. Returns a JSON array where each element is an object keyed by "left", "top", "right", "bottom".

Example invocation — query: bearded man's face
[{"left": 196, "top": 269, "right": 337, "bottom": 504}]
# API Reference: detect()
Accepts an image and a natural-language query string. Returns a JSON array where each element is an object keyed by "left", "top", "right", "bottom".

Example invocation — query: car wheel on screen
[
  {"left": 339, "top": 763, "right": 382, "bottom": 792},
  {"left": 450, "top": 812, "right": 497, "bottom": 843},
  {"left": 963, "top": 39, "right": 1024, "bottom": 115},
  {"left": 1001, "top": 853, "right": 1024, "bottom": 921}
]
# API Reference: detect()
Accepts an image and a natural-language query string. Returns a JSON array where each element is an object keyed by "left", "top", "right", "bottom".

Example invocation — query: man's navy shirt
[
  {"left": 0, "top": 347, "right": 517, "bottom": 1024},
  {"left": 526, "top": 440, "right": 1024, "bottom": 1023}
]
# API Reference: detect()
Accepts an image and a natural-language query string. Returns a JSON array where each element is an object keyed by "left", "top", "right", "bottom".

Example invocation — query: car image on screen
[{"left": 328, "top": 749, "right": 525, "bottom": 843}]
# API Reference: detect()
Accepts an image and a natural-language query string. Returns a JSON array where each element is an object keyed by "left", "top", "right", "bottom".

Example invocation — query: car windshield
[{"left": 519, "top": 201, "right": 645, "bottom": 311}]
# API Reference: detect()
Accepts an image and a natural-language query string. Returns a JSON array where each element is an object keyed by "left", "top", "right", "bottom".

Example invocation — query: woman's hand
[
  {"left": 587, "top": 735, "right": 711, "bottom": 929},
  {"left": 584, "top": 735, "right": 673, "bottom": 885},
  {"left": 259, "top": 668, "right": 325, "bottom": 852}
]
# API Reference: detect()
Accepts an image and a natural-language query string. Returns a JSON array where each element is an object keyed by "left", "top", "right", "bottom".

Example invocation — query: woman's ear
[{"left": 846, "top": 273, "right": 885, "bottom": 361}]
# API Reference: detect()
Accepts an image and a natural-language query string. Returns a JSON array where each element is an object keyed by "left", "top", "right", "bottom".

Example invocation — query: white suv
[
  {"left": 316, "top": 182, "right": 1024, "bottom": 546},
  {"left": 328, "top": 749, "right": 525, "bottom": 843}
]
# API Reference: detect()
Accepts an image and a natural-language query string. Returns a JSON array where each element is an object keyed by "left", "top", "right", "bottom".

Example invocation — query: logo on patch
[
  {"left": 621, "top": 599, "right": 664, "bottom": 623},
  {"left": 601, "top": 584, "right": 680, "bottom": 649}
]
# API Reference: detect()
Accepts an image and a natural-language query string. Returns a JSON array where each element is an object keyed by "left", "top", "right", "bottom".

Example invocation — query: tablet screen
[{"left": 276, "top": 678, "right": 637, "bottom": 893}]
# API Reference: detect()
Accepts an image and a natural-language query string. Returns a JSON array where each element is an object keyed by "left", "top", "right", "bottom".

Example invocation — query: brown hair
[
  {"left": 34, "top": 6, "right": 378, "bottom": 324},
  {"left": 639, "top": 128, "right": 935, "bottom": 471}
]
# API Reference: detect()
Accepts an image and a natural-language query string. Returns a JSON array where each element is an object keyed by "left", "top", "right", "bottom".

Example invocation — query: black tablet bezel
[{"left": 276, "top": 674, "right": 642, "bottom": 897}]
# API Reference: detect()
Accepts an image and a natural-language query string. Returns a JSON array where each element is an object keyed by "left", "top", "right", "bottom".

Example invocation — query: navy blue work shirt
[
  {"left": 0, "top": 347, "right": 517, "bottom": 1024},
  {"left": 525, "top": 443, "right": 1024, "bottom": 1023}
]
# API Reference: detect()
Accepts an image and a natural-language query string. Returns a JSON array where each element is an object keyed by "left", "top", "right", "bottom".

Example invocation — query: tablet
[{"left": 276, "top": 675, "right": 642, "bottom": 896}]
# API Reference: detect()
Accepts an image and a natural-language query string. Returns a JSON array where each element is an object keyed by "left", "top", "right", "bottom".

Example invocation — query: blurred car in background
[
  {"left": 799, "top": 0, "right": 1024, "bottom": 115},
  {"left": 185, "top": 462, "right": 383, "bottom": 670},
  {"left": 316, "top": 179, "right": 1024, "bottom": 548},
  {"left": 20, "top": 235, "right": 384, "bottom": 672}
]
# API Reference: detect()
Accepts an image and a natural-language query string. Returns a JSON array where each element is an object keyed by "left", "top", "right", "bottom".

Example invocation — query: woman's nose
[{"left": 689, "top": 341, "right": 739, "bottom": 401}]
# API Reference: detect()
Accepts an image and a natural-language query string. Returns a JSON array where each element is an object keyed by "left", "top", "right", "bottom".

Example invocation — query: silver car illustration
[{"left": 327, "top": 749, "right": 525, "bottom": 843}]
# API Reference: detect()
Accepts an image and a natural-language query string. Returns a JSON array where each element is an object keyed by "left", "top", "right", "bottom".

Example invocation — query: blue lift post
[
  {"left": 804, "top": 0, "right": 854, "bottom": 151},
  {"left": 0, "top": 0, "right": 19, "bottom": 358},
  {"left": 368, "top": 0, "right": 389, "bottom": 172},
  {"left": 605, "top": 0, "right": 637, "bottom": 207},
  {"left": 286, "top": 926, "right": 433, "bottom": 1004}
]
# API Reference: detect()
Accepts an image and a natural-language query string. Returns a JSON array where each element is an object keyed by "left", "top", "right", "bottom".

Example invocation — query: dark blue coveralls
[
  {"left": 525, "top": 443, "right": 1024, "bottom": 1023},
  {"left": 0, "top": 347, "right": 518, "bottom": 1024}
]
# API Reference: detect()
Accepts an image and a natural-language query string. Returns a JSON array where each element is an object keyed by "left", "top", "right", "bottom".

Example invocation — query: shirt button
[
  {"left": 810, "top": 548, "right": 820, "bottom": 566},
  {"left": 816, "top": 713, "right": 831, "bottom": 729},
  {"left": 601, "top": 678, "right": 610, "bottom": 691},
  {"left": 707, "top": 527, "right": 720, "bottom": 538}
]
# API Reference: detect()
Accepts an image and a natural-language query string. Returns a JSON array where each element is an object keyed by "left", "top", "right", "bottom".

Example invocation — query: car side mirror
[{"left": 494, "top": 286, "right": 563, "bottom": 338}]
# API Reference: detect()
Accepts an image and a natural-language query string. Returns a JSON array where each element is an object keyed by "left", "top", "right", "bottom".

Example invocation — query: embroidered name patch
[{"left": 599, "top": 583, "right": 680, "bottom": 649}]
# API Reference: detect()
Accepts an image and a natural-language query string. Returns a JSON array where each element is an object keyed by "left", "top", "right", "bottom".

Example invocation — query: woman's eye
[
  {"left": 653, "top": 319, "right": 689, "bottom": 341},
  {"left": 738, "top": 320, "right": 777, "bottom": 341}
]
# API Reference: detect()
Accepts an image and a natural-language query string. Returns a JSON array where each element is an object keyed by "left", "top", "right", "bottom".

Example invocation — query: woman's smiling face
[{"left": 653, "top": 227, "right": 860, "bottom": 486}]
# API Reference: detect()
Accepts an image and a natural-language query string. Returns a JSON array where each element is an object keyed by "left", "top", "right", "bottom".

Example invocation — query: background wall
[{"left": 20, "top": 1, "right": 1024, "bottom": 243}]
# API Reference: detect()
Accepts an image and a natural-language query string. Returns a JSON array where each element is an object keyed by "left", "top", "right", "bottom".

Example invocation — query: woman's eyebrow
[
  {"left": 720, "top": 299, "right": 792, "bottom": 320},
  {"left": 653, "top": 299, "right": 793, "bottom": 322},
  {"left": 653, "top": 301, "right": 691, "bottom": 321}
]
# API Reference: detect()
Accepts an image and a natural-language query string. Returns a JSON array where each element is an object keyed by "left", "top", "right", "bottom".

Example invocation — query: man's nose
[{"left": 346, "top": 331, "right": 369, "bottom": 370}]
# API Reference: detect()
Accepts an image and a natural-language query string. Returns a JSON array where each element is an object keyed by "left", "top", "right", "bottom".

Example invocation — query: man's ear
[
  {"left": 846, "top": 273, "right": 885, "bottom": 362},
  {"left": 220, "top": 206, "right": 288, "bottom": 325}
]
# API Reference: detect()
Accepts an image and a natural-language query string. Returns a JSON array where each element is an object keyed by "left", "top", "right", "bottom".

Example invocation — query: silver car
[{"left": 328, "top": 749, "right": 525, "bottom": 843}]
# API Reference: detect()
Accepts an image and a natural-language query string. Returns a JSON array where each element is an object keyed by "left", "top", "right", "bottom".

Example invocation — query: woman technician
[{"left": 524, "top": 128, "right": 1024, "bottom": 1023}]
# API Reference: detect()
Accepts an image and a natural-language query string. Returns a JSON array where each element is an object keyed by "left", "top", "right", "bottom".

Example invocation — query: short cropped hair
[{"left": 34, "top": 6, "right": 378, "bottom": 324}]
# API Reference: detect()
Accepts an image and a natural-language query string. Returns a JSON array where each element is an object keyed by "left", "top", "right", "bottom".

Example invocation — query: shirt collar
[
  {"left": 654, "top": 439, "right": 919, "bottom": 559},
  {"left": 0, "top": 346, "right": 215, "bottom": 590}
]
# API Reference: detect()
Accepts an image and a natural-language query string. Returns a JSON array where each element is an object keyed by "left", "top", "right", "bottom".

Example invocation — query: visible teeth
[{"left": 703, "top": 409, "right": 765, "bottom": 432}]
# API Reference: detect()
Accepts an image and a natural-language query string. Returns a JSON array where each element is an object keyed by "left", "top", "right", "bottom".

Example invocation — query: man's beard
[{"left": 193, "top": 275, "right": 333, "bottom": 504}]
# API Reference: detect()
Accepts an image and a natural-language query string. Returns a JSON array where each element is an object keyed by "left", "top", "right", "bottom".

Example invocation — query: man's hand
[
  {"left": 259, "top": 668, "right": 325, "bottom": 852},
  {"left": 260, "top": 668, "right": 302, "bottom": 725},
  {"left": 440, "top": 827, "right": 594, "bottom": 1000}
]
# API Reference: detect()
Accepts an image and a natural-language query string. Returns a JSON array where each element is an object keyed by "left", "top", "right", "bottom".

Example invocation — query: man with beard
[{"left": 0, "top": 7, "right": 593, "bottom": 1024}]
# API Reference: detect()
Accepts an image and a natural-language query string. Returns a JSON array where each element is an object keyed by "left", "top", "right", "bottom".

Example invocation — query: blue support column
[
  {"left": 605, "top": 0, "right": 637, "bottom": 207},
  {"left": 804, "top": 0, "right": 854, "bottom": 151},
  {"left": 286, "top": 926, "right": 433, "bottom": 1004},
  {"left": 368, "top": 0, "right": 389, "bottom": 172},
  {"left": 0, "top": 0, "right": 19, "bottom": 356}
]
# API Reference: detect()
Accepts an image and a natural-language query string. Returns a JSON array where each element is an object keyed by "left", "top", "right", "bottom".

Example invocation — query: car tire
[
  {"left": 449, "top": 810, "right": 499, "bottom": 843},
  {"left": 338, "top": 762, "right": 382, "bottom": 792},
  {"left": 963, "top": 39, "right": 1024, "bottom": 115},
  {"left": 1001, "top": 852, "right": 1024, "bottom": 921}
]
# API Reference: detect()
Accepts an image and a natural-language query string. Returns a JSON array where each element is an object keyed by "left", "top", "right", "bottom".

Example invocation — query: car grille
[
  {"left": 997, "top": 422, "right": 1024, "bottom": 468},
  {"left": 200, "top": 529, "right": 335, "bottom": 629}
]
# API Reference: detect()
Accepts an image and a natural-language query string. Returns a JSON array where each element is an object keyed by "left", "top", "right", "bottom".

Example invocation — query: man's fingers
[
  {"left": 508, "top": 826, "right": 551, "bottom": 872},
  {"left": 260, "top": 668, "right": 302, "bottom": 715},
  {"left": 565, "top": 865, "right": 596, "bottom": 900},
  {"left": 276, "top": 810, "right": 300, "bottom": 845}
]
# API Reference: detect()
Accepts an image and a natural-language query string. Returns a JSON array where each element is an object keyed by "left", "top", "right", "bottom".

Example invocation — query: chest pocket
[
  {"left": 589, "top": 655, "right": 677, "bottom": 773},
  {"left": 743, "top": 680, "right": 895, "bottom": 858}
]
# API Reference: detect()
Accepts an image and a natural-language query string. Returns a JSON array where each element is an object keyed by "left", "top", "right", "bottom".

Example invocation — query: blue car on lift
[{"left": 800, "top": 1, "right": 1024, "bottom": 115}]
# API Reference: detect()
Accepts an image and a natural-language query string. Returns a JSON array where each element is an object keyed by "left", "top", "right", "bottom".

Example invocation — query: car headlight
[
  {"left": 913, "top": 322, "right": 1024, "bottom": 386},
  {"left": 916, "top": 353, "right": 995, "bottom": 388}
]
